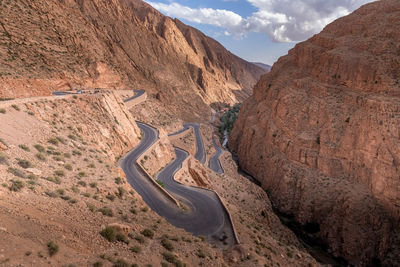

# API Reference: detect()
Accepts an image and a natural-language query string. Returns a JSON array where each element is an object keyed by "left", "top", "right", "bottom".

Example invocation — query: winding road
[
  {"left": 122, "top": 122, "right": 236, "bottom": 246},
  {"left": 169, "top": 124, "right": 206, "bottom": 164},
  {"left": 208, "top": 138, "right": 224, "bottom": 174}
]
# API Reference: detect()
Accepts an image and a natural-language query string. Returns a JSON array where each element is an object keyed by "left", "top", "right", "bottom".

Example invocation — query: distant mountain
[
  {"left": 252, "top": 62, "right": 271, "bottom": 72},
  {"left": 0, "top": 0, "right": 265, "bottom": 119}
]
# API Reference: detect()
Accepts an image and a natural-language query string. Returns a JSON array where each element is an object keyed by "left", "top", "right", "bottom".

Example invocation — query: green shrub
[
  {"left": 156, "top": 180, "right": 165, "bottom": 187},
  {"left": 47, "top": 138, "right": 59, "bottom": 146},
  {"left": 0, "top": 108, "right": 6, "bottom": 114},
  {"left": 196, "top": 249, "right": 206, "bottom": 258},
  {"left": 78, "top": 171, "right": 86, "bottom": 177},
  {"left": 93, "top": 262, "right": 103, "bottom": 267},
  {"left": 89, "top": 182, "right": 97, "bottom": 188},
  {"left": 116, "top": 233, "right": 129, "bottom": 244},
  {"left": 56, "top": 189, "right": 65, "bottom": 195},
  {"left": 34, "top": 144, "right": 45, "bottom": 152},
  {"left": 72, "top": 150, "right": 82, "bottom": 156},
  {"left": 77, "top": 181, "right": 86, "bottom": 187},
  {"left": 54, "top": 170, "right": 65, "bottom": 177},
  {"left": 36, "top": 153, "right": 46, "bottom": 161},
  {"left": 43, "top": 176, "right": 61, "bottom": 184},
  {"left": 161, "top": 238, "right": 174, "bottom": 251},
  {"left": 134, "top": 235, "right": 145, "bottom": 244},
  {"left": 64, "top": 164, "right": 73, "bottom": 171},
  {"left": 113, "top": 259, "right": 130, "bottom": 267},
  {"left": 11, "top": 104, "right": 20, "bottom": 111},
  {"left": 106, "top": 194, "right": 116, "bottom": 201},
  {"left": 141, "top": 229, "right": 154, "bottom": 239},
  {"left": 162, "top": 252, "right": 185, "bottom": 267},
  {"left": 17, "top": 159, "right": 32, "bottom": 169},
  {"left": 9, "top": 180, "right": 24, "bottom": 192},
  {"left": 18, "top": 144, "right": 30, "bottom": 152},
  {"left": 8, "top": 167, "right": 26, "bottom": 178},
  {"left": 0, "top": 153, "right": 9, "bottom": 165},
  {"left": 98, "top": 207, "right": 113, "bottom": 217},
  {"left": 47, "top": 241, "right": 59, "bottom": 256},
  {"left": 117, "top": 187, "right": 126, "bottom": 198},
  {"left": 100, "top": 226, "right": 117, "bottom": 242},
  {"left": 130, "top": 245, "right": 141, "bottom": 253},
  {"left": 114, "top": 177, "right": 123, "bottom": 184}
]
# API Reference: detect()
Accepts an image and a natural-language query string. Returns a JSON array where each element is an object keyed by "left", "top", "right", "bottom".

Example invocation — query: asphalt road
[
  {"left": 121, "top": 122, "right": 236, "bottom": 245},
  {"left": 123, "top": 90, "right": 145, "bottom": 103},
  {"left": 208, "top": 138, "right": 224, "bottom": 174},
  {"left": 168, "top": 123, "right": 206, "bottom": 164}
]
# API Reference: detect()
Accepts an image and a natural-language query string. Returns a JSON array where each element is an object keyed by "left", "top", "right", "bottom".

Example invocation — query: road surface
[
  {"left": 208, "top": 138, "right": 224, "bottom": 174},
  {"left": 123, "top": 90, "right": 145, "bottom": 103},
  {"left": 121, "top": 122, "right": 236, "bottom": 246}
]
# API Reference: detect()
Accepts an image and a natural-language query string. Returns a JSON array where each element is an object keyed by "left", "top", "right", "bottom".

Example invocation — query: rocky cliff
[
  {"left": 229, "top": 0, "right": 400, "bottom": 265},
  {"left": 0, "top": 0, "right": 265, "bottom": 119}
]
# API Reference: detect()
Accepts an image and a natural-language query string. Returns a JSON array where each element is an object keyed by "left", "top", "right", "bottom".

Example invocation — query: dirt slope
[{"left": 229, "top": 0, "right": 400, "bottom": 266}]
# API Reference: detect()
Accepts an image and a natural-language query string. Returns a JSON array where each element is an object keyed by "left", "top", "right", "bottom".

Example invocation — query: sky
[{"left": 144, "top": 0, "right": 376, "bottom": 65}]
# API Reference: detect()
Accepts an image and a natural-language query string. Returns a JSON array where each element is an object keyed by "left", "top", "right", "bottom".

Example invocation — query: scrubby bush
[
  {"left": 34, "top": 144, "right": 45, "bottom": 152},
  {"left": 0, "top": 153, "right": 9, "bottom": 165},
  {"left": 98, "top": 207, "right": 113, "bottom": 217},
  {"left": 141, "top": 229, "right": 154, "bottom": 239},
  {"left": 8, "top": 167, "right": 26, "bottom": 178},
  {"left": 18, "top": 144, "right": 30, "bottom": 152},
  {"left": 54, "top": 170, "right": 65, "bottom": 177},
  {"left": 11, "top": 104, "right": 20, "bottom": 111},
  {"left": 130, "top": 245, "right": 141, "bottom": 253},
  {"left": 161, "top": 238, "right": 174, "bottom": 251},
  {"left": 17, "top": 159, "right": 32, "bottom": 169},
  {"left": 9, "top": 180, "right": 24, "bottom": 192},
  {"left": 36, "top": 153, "right": 46, "bottom": 161},
  {"left": 48, "top": 138, "right": 59, "bottom": 146},
  {"left": 47, "top": 241, "right": 59, "bottom": 256}
]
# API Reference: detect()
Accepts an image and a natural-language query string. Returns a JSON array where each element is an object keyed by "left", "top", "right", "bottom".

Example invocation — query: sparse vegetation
[
  {"left": 34, "top": 144, "right": 45, "bottom": 152},
  {"left": 11, "top": 104, "right": 20, "bottom": 111},
  {"left": 47, "top": 241, "right": 59, "bottom": 256},
  {"left": 0, "top": 108, "right": 6, "bottom": 114},
  {"left": 98, "top": 207, "right": 113, "bottom": 217},
  {"left": 161, "top": 237, "right": 174, "bottom": 251},
  {"left": 9, "top": 180, "right": 24, "bottom": 192},
  {"left": 130, "top": 245, "right": 141, "bottom": 253},
  {"left": 8, "top": 167, "right": 26, "bottom": 178},
  {"left": 54, "top": 170, "right": 65, "bottom": 177},
  {"left": 17, "top": 159, "right": 32, "bottom": 169},
  {"left": 36, "top": 153, "right": 46, "bottom": 161},
  {"left": 219, "top": 103, "right": 241, "bottom": 135},
  {"left": 0, "top": 153, "right": 9, "bottom": 165},
  {"left": 162, "top": 252, "right": 185, "bottom": 267},
  {"left": 18, "top": 144, "right": 30, "bottom": 152},
  {"left": 141, "top": 229, "right": 154, "bottom": 239}
]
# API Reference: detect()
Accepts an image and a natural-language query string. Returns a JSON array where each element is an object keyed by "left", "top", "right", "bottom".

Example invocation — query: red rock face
[
  {"left": 230, "top": 0, "right": 400, "bottom": 265},
  {"left": 0, "top": 0, "right": 265, "bottom": 119}
]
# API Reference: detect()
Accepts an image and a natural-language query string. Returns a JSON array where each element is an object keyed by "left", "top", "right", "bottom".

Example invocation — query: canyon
[{"left": 229, "top": 0, "right": 400, "bottom": 266}]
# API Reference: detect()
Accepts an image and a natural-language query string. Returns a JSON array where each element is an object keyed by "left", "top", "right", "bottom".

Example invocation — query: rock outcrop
[
  {"left": 0, "top": 0, "right": 265, "bottom": 120},
  {"left": 229, "top": 1, "right": 400, "bottom": 265}
]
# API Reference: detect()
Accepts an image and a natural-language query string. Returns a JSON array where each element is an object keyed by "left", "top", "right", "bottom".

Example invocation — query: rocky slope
[
  {"left": 0, "top": 0, "right": 265, "bottom": 120},
  {"left": 229, "top": 0, "right": 400, "bottom": 266}
]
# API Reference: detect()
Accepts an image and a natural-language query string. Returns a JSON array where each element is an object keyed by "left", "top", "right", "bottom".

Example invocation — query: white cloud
[{"left": 145, "top": 0, "right": 376, "bottom": 42}]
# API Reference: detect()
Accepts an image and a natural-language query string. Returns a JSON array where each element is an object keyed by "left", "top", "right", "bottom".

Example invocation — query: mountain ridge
[{"left": 0, "top": 0, "right": 265, "bottom": 120}]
